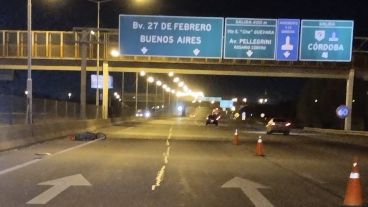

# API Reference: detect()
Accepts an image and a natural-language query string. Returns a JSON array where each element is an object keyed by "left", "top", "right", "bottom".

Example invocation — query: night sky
[{"left": 0, "top": 0, "right": 367, "bottom": 103}]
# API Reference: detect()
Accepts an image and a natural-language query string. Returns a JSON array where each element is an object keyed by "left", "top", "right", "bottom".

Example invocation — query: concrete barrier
[{"left": 0, "top": 118, "right": 125, "bottom": 152}]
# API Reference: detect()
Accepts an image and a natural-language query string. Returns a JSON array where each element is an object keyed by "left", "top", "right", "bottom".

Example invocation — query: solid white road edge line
[{"left": 0, "top": 138, "right": 103, "bottom": 176}]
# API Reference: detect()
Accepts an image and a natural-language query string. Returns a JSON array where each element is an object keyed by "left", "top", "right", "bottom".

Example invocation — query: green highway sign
[
  {"left": 119, "top": 15, "right": 224, "bottom": 58},
  {"left": 299, "top": 20, "right": 354, "bottom": 62},
  {"left": 224, "top": 18, "right": 277, "bottom": 60}
]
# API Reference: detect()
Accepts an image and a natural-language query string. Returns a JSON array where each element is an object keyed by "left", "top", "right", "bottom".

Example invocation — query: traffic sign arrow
[
  {"left": 193, "top": 48, "right": 200, "bottom": 56},
  {"left": 246, "top": 50, "right": 253, "bottom": 57},
  {"left": 141, "top": 47, "right": 148, "bottom": 54},
  {"left": 27, "top": 174, "right": 91, "bottom": 205},
  {"left": 283, "top": 51, "right": 291, "bottom": 58},
  {"left": 222, "top": 177, "right": 273, "bottom": 207}
]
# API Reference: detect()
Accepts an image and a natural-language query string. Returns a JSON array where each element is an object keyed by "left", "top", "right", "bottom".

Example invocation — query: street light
[
  {"left": 110, "top": 49, "right": 119, "bottom": 57},
  {"left": 27, "top": 0, "right": 61, "bottom": 123},
  {"left": 146, "top": 76, "right": 154, "bottom": 109},
  {"left": 155, "top": 80, "right": 162, "bottom": 106},
  {"left": 89, "top": 0, "right": 113, "bottom": 117},
  {"left": 26, "top": 0, "right": 33, "bottom": 124},
  {"left": 173, "top": 77, "right": 180, "bottom": 83},
  {"left": 68, "top": 92, "right": 72, "bottom": 99}
]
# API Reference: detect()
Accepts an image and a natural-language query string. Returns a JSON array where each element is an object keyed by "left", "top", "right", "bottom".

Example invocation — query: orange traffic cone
[
  {"left": 343, "top": 157, "right": 363, "bottom": 206},
  {"left": 232, "top": 129, "right": 240, "bottom": 145},
  {"left": 255, "top": 136, "right": 264, "bottom": 156}
]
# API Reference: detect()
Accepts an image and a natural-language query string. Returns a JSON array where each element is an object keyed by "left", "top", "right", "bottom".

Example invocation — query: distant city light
[
  {"left": 242, "top": 98, "right": 247, "bottom": 103},
  {"left": 232, "top": 98, "right": 238, "bottom": 102},
  {"left": 168, "top": 72, "right": 174, "bottom": 77},
  {"left": 140, "top": 71, "right": 146, "bottom": 76},
  {"left": 156, "top": 80, "right": 162, "bottom": 86},
  {"left": 314, "top": 99, "right": 318, "bottom": 103}
]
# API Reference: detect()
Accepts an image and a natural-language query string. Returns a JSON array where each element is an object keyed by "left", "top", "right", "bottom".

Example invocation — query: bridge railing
[{"left": 0, "top": 30, "right": 367, "bottom": 68}]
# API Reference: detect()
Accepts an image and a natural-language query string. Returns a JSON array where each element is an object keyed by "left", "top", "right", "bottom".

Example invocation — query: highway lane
[{"left": 0, "top": 117, "right": 367, "bottom": 206}]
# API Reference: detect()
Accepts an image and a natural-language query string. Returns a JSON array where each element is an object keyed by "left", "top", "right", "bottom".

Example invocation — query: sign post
[
  {"left": 224, "top": 18, "right": 277, "bottom": 60},
  {"left": 299, "top": 20, "right": 354, "bottom": 62},
  {"left": 119, "top": 15, "right": 223, "bottom": 58}
]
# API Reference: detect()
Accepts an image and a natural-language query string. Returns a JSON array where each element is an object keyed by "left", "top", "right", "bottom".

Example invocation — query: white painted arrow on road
[
  {"left": 27, "top": 174, "right": 91, "bottom": 205},
  {"left": 222, "top": 177, "right": 273, "bottom": 207}
]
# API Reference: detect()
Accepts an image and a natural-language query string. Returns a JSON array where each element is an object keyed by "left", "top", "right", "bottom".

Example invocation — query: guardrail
[{"left": 304, "top": 127, "right": 368, "bottom": 136}]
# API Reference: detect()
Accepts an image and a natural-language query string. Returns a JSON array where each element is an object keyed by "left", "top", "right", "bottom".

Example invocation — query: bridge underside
[{"left": 0, "top": 58, "right": 357, "bottom": 79}]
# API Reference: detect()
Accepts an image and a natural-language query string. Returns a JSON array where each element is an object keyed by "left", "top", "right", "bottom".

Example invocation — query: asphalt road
[{"left": 1, "top": 115, "right": 368, "bottom": 207}]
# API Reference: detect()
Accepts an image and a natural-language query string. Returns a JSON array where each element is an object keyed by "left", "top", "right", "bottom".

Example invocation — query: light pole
[
  {"left": 146, "top": 81, "right": 148, "bottom": 110},
  {"left": 135, "top": 73, "right": 138, "bottom": 112},
  {"left": 146, "top": 77, "right": 154, "bottom": 110},
  {"left": 137, "top": 71, "right": 146, "bottom": 112},
  {"left": 26, "top": 0, "right": 33, "bottom": 124},
  {"left": 89, "top": 0, "right": 112, "bottom": 118},
  {"left": 155, "top": 80, "right": 162, "bottom": 107}
]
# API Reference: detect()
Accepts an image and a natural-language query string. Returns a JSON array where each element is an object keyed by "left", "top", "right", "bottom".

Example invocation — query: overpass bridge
[{"left": 0, "top": 29, "right": 367, "bottom": 130}]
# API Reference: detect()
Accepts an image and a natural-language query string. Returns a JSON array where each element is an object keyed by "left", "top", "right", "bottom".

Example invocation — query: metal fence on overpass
[
  {"left": 0, "top": 93, "right": 166, "bottom": 125},
  {"left": 0, "top": 30, "right": 367, "bottom": 69}
]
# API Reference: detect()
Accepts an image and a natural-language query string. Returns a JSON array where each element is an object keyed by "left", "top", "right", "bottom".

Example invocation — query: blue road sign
[
  {"left": 224, "top": 18, "right": 277, "bottom": 60},
  {"left": 336, "top": 105, "right": 349, "bottom": 119},
  {"left": 220, "top": 100, "right": 233, "bottom": 109},
  {"left": 198, "top": 97, "right": 222, "bottom": 102},
  {"left": 119, "top": 15, "right": 224, "bottom": 58},
  {"left": 276, "top": 19, "right": 300, "bottom": 61},
  {"left": 299, "top": 20, "right": 354, "bottom": 62}
]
